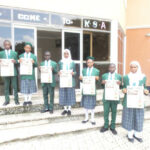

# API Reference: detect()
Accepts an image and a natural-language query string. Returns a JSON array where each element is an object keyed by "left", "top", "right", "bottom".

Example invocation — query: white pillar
[{"left": 110, "top": 20, "right": 118, "bottom": 72}]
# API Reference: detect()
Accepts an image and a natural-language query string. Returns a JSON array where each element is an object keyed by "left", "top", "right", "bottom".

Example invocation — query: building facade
[
  {"left": 0, "top": 0, "right": 126, "bottom": 90},
  {"left": 126, "top": 0, "right": 150, "bottom": 86}
]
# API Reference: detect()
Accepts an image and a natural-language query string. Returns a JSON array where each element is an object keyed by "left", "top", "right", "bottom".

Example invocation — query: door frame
[
  {"left": 62, "top": 29, "right": 83, "bottom": 91},
  {"left": 12, "top": 24, "right": 38, "bottom": 87}
]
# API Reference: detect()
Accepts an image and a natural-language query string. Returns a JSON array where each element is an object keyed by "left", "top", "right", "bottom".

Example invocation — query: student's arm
[
  {"left": 122, "top": 76, "right": 127, "bottom": 94},
  {"left": 0, "top": 51, "right": 2, "bottom": 58},
  {"left": 38, "top": 62, "right": 42, "bottom": 72},
  {"left": 0, "top": 52, "right": 2, "bottom": 63},
  {"left": 13, "top": 52, "right": 18, "bottom": 64},
  {"left": 143, "top": 76, "right": 149, "bottom": 95},
  {"left": 52, "top": 62, "right": 58, "bottom": 74},
  {"left": 101, "top": 74, "right": 105, "bottom": 89},
  {"left": 72, "top": 62, "right": 76, "bottom": 76},
  {"left": 95, "top": 69, "right": 100, "bottom": 81},
  {"left": 33, "top": 56, "right": 38, "bottom": 67},
  {"left": 79, "top": 69, "right": 84, "bottom": 81},
  {"left": 117, "top": 74, "right": 122, "bottom": 88},
  {"left": 58, "top": 61, "right": 61, "bottom": 71}
]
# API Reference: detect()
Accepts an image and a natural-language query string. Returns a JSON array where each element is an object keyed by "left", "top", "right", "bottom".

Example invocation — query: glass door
[
  {"left": 62, "top": 30, "right": 83, "bottom": 89},
  {"left": 12, "top": 25, "right": 37, "bottom": 91}
]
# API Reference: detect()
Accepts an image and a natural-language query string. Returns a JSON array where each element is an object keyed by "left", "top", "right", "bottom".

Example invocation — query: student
[
  {"left": 100, "top": 63, "right": 122, "bottom": 135},
  {"left": 0, "top": 40, "right": 19, "bottom": 106},
  {"left": 122, "top": 61, "right": 149, "bottom": 143},
  {"left": 19, "top": 42, "right": 37, "bottom": 106},
  {"left": 58, "top": 49, "right": 76, "bottom": 116},
  {"left": 40, "top": 51, "right": 57, "bottom": 114},
  {"left": 80, "top": 56, "right": 100, "bottom": 125}
]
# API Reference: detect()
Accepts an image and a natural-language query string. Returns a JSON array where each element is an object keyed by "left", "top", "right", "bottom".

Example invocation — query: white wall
[{"left": 0, "top": 0, "right": 126, "bottom": 31}]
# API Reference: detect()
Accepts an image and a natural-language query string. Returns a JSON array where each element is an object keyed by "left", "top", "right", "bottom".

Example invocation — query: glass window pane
[
  {"left": 14, "top": 28, "right": 35, "bottom": 55},
  {"left": 93, "top": 32, "right": 110, "bottom": 61},
  {"left": 64, "top": 32, "right": 80, "bottom": 60},
  {"left": 0, "top": 23, "right": 11, "bottom": 51},
  {"left": 83, "top": 34, "right": 90, "bottom": 60}
]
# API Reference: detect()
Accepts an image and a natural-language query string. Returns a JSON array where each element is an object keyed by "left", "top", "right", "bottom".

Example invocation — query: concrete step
[
  {"left": 0, "top": 90, "right": 148, "bottom": 116},
  {"left": 0, "top": 90, "right": 105, "bottom": 115},
  {"left": 1, "top": 103, "right": 150, "bottom": 130},
  {"left": 0, "top": 105, "right": 123, "bottom": 130},
  {"left": 0, "top": 98, "right": 102, "bottom": 115},
  {"left": 0, "top": 108, "right": 150, "bottom": 145}
]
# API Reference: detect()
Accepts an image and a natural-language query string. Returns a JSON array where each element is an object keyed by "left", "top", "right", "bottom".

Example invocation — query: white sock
[
  {"left": 84, "top": 109, "right": 89, "bottom": 121},
  {"left": 91, "top": 109, "right": 95, "bottom": 122},
  {"left": 128, "top": 130, "right": 134, "bottom": 139},
  {"left": 28, "top": 94, "right": 32, "bottom": 102},
  {"left": 134, "top": 131, "right": 142, "bottom": 138},
  {"left": 68, "top": 106, "right": 71, "bottom": 111},
  {"left": 24, "top": 94, "right": 28, "bottom": 102},
  {"left": 64, "top": 106, "right": 67, "bottom": 111}
]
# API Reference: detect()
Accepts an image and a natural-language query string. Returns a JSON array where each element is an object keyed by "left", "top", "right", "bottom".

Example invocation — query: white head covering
[
  {"left": 61, "top": 49, "right": 72, "bottom": 70},
  {"left": 128, "top": 61, "right": 145, "bottom": 85},
  {"left": 61, "top": 49, "right": 72, "bottom": 62}
]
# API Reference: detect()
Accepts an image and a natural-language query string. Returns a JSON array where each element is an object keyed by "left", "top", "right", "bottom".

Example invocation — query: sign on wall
[
  {"left": 13, "top": 9, "right": 49, "bottom": 24},
  {"left": 83, "top": 19, "right": 111, "bottom": 31},
  {"left": 0, "top": 8, "right": 11, "bottom": 21},
  {"left": 51, "top": 14, "right": 81, "bottom": 28}
]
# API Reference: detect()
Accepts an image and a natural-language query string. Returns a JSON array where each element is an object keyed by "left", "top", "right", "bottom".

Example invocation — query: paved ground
[{"left": 0, "top": 120, "right": 150, "bottom": 150}]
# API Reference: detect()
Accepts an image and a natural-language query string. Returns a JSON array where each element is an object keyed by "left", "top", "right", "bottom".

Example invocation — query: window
[
  {"left": 64, "top": 32, "right": 80, "bottom": 60},
  {"left": 93, "top": 32, "right": 110, "bottom": 61},
  {"left": 0, "top": 23, "right": 11, "bottom": 51},
  {"left": 83, "top": 31, "right": 110, "bottom": 61},
  {"left": 83, "top": 33, "right": 90, "bottom": 60},
  {"left": 14, "top": 27, "right": 35, "bottom": 55}
]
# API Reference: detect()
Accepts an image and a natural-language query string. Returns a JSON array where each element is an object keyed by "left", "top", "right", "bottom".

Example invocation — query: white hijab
[
  {"left": 61, "top": 49, "right": 72, "bottom": 70},
  {"left": 128, "top": 61, "right": 145, "bottom": 86}
]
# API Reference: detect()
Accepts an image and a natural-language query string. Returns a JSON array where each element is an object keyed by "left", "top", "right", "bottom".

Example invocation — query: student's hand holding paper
[
  {"left": 79, "top": 76, "right": 83, "bottom": 80},
  {"left": 116, "top": 80, "right": 121, "bottom": 85},
  {"left": 95, "top": 76, "right": 99, "bottom": 80},
  {"left": 71, "top": 71, "right": 74, "bottom": 75},
  {"left": 122, "top": 88, "right": 127, "bottom": 94},
  {"left": 101, "top": 80, "right": 106, "bottom": 84},
  {"left": 19, "top": 58, "right": 23, "bottom": 63},
  {"left": 58, "top": 71, "right": 61, "bottom": 76},
  {"left": 144, "top": 89, "right": 149, "bottom": 95},
  {"left": 31, "top": 59, "right": 34, "bottom": 64},
  {"left": 11, "top": 59, "right": 16, "bottom": 63}
]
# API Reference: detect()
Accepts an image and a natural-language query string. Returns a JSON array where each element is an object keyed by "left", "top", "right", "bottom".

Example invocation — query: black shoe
[
  {"left": 41, "top": 109, "right": 49, "bottom": 113},
  {"left": 3, "top": 101, "right": 9, "bottom": 106},
  {"left": 49, "top": 110, "right": 53, "bottom": 114},
  {"left": 110, "top": 128, "right": 117, "bottom": 135},
  {"left": 82, "top": 120, "right": 89, "bottom": 124},
  {"left": 127, "top": 135, "right": 134, "bottom": 143},
  {"left": 23, "top": 102, "right": 27, "bottom": 106},
  {"left": 15, "top": 101, "right": 20, "bottom": 105},
  {"left": 133, "top": 135, "right": 143, "bottom": 143},
  {"left": 28, "top": 101, "right": 32, "bottom": 105},
  {"left": 67, "top": 110, "right": 71, "bottom": 116},
  {"left": 61, "top": 110, "right": 68, "bottom": 115},
  {"left": 91, "top": 122, "right": 96, "bottom": 125},
  {"left": 100, "top": 127, "right": 108, "bottom": 133}
]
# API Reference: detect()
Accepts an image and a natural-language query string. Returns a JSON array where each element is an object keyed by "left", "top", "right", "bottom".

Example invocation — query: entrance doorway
[
  {"left": 83, "top": 31, "right": 111, "bottom": 76},
  {"left": 37, "top": 30, "right": 61, "bottom": 89}
]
